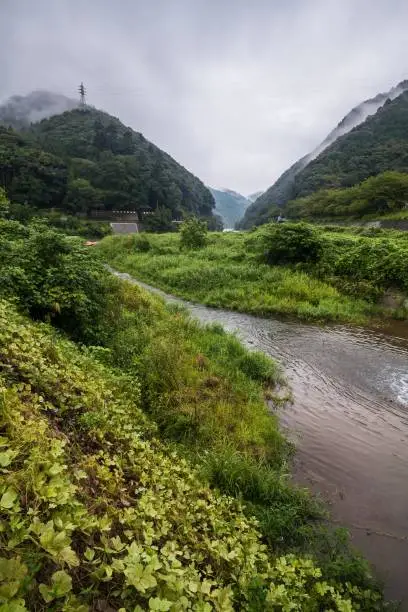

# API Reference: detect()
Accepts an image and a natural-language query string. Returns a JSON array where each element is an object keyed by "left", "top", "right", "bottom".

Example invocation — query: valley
[{"left": 2, "top": 75, "right": 408, "bottom": 609}]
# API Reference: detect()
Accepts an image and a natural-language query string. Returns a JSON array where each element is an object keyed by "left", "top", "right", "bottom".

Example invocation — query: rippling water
[{"left": 113, "top": 271, "right": 408, "bottom": 605}]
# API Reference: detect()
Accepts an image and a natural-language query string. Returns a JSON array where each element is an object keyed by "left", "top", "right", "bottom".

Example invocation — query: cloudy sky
[{"left": 2, "top": 0, "right": 408, "bottom": 194}]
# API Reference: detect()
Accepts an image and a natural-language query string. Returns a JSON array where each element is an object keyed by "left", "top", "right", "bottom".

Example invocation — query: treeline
[
  {"left": 0, "top": 107, "right": 217, "bottom": 231},
  {"left": 286, "top": 170, "right": 408, "bottom": 218}
]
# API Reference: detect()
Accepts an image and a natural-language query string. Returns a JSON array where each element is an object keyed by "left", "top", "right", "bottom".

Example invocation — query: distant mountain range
[
  {"left": 239, "top": 79, "right": 408, "bottom": 228},
  {"left": 210, "top": 188, "right": 254, "bottom": 229}
]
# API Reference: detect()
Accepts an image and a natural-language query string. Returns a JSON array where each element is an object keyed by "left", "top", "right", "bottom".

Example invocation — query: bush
[
  {"left": 134, "top": 233, "right": 151, "bottom": 252},
  {"left": 0, "top": 223, "right": 120, "bottom": 343},
  {"left": 180, "top": 217, "right": 208, "bottom": 249},
  {"left": 263, "top": 223, "right": 324, "bottom": 265}
]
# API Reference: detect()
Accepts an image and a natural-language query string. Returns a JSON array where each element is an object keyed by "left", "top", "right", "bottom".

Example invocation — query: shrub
[
  {"left": 134, "top": 233, "right": 151, "bottom": 252},
  {"left": 263, "top": 223, "right": 324, "bottom": 265},
  {"left": 0, "top": 223, "right": 121, "bottom": 343},
  {"left": 180, "top": 217, "right": 208, "bottom": 250}
]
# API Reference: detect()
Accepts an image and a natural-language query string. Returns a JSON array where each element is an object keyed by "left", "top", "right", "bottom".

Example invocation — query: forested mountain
[
  {"left": 240, "top": 80, "right": 408, "bottom": 228},
  {"left": 210, "top": 187, "right": 250, "bottom": 228},
  {"left": 0, "top": 98, "right": 216, "bottom": 230}
]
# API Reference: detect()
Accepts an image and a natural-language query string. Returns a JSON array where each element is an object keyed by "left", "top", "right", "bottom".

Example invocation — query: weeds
[{"left": 98, "top": 227, "right": 408, "bottom": 324}]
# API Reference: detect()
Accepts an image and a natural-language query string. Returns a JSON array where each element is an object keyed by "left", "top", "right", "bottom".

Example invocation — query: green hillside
[
  {"left": 0, "top": 106, "right": 216, "bottom": 230},
  {"left": 286, "top": 170, "right": 408, "bottom": 219},
  {"left": 291, "top": 92, "right": 408, "bottom": 199},
  {"left": 240, "top": 88, "right": 408, "bottom": 228}
]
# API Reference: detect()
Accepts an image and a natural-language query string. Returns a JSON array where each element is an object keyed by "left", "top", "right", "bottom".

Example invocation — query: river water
[{"left": 114, "top": 271, "right": 408, "bottom": 606}]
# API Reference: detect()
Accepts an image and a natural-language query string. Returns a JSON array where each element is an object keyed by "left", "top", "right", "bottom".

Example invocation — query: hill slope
[
  {"left": 240, "top": 80, "right": 408, "bottom": 228},
  {"left": 0, "top": 95, "right": 216, "bottom": 228},
  {"left": 210, "top": 187, "right": 250, "bottom": 228}
]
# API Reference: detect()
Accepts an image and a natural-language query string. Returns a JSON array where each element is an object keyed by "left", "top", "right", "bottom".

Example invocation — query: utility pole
[{"left": 78, "top": 82, "right": 87, "bottom": 107}]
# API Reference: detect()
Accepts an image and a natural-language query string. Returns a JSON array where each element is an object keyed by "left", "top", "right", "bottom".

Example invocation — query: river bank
[
  {"left": 112, "top": 270, "right": 408, "bottom": 608},
  {"left": 97, "top": 228, "right": 408, "bottom": 327}
]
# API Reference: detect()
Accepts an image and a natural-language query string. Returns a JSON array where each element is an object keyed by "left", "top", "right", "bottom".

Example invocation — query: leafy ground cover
[
  {"left": 0, "top": 299, "right": 382, "bottom": 611},
  {"left": 0, "top": 217, "right": 386, "bottom": 609},
  {"left": 98, "top": 226, "right": 408, "bottom": 325}
]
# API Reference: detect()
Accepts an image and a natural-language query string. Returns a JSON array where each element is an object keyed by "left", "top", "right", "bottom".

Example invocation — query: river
[{"left": 114, "top": 271, "right": 408, "bottom": 606}]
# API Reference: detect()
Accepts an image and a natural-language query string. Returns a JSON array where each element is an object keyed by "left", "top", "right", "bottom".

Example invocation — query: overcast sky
[{"left": 2, "top": 0, "right": 408, "bottom": 194}]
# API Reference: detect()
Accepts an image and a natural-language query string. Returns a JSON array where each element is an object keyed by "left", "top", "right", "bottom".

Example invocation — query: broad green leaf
[
  {"left": 0, "top": 487, "right": 18, "bottom": 509},
  {"left": 39, "top": 584, "right": 55, "bottom": 603},
  {"left": 52, "top": 570, "right": 72, "bottom": 597},
  {"left": 149, "top": 597, "right": 172, "bottom": 611},
  {"left": 0, "top": 450, "right": 16, "bottom": 467}
]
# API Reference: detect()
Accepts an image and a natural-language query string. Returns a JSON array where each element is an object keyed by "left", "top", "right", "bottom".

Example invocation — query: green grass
[{"left": 98, "top": 231, "right": 395, "bottom": 325}]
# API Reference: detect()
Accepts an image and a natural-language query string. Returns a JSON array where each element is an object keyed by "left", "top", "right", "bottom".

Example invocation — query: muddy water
[{"left": 115, "top": 272, "right": 408, "bottom": 605}]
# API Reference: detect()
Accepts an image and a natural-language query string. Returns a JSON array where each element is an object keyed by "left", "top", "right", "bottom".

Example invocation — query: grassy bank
[
  {"left": 0, "top": 219, "right": 384, "bottom": 608},
  {"left": 98, "top": 227, "right": 408, "bottom": 325}
]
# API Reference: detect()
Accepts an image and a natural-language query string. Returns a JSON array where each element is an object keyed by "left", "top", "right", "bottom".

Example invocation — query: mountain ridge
[{"left": 239, "top": 79, "right": 408, "bottom": 228}]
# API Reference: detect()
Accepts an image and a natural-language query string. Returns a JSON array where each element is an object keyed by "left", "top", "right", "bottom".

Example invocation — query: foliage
[
  {"left": 63, "top": 177, "right": 104, "bottom": 214},
  {"left": 241, "top": 90, "right": 408, "bottom": 228},
  {"left": 180, "top": 218, "right": 208, "bottom": 249},
  {"left": 260, "top": 223, "right": 324, "bottom": 265},
  {"left": 0, "top": 108, "right": 217, "bottom": 228},
  {"left": 133, "top": 233, "right": 152, "bottom": 252},
  {"left": 38, "top": 211, "right": 112, "bottom": 239},
  {"left": 0, "top": 222, "right": 385, "bottom": 607},
  {"left": 238, "top": 157, "right": 306, "bottom": 229},
  {"left": 142, "top": 207, "right": 174, "bottom": 233},
  {"left": 0, "top": 187, "right": 9, "bottom": 218},
  {"left": 0, "top": 222, "right": 119, "bottom": 343},
  {"left": 0, "top": 294, "right": 384, "bottom": 611},
  {"left": 291, "top": 92, "right": 408, "bottom": 200},
  {"left": 286, "top": 171, "right": 408, "bottom": 219},
  {"left": 98, "top": 230, "right": 388, "bottom": 325},
  {"left": 0, "top": 127, "right": 68, "bottom": 209},
  {"left": 24, "top": 108, "right": 215, "bottom": 223}
]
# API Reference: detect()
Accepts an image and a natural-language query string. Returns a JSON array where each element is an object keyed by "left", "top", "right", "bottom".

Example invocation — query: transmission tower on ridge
[{"left": 78, "top": 82, "right": 87, "bottom": 107}]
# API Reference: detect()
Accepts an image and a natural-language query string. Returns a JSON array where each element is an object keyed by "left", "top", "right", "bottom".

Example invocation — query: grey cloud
[{"left": 2, "top": 0, "right": 408, "bottom": 193}]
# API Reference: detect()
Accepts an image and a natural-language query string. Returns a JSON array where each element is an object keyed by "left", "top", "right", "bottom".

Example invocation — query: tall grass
[
  {"left": 100, "top": 279, "right": 376, "bottom": 590},
  {"left": 98, "top": 231, "right": 391, "bottom": 324}
]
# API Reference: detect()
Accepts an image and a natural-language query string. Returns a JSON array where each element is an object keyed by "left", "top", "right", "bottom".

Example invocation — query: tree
[
  {"left": 0, "top": 187, "right": 9, "bottom": 218},
  {"left": 64, "top": 178, "right": 103, "bottom": 214},
  {"left": 142, "top": 207, "right": 173, "bottom": 233},
  {"left": 179, "top": 218, "right": 208, "bottom": 250},
  {"left": 262, "top": 223, "right": 323, "bottom": 265}
]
